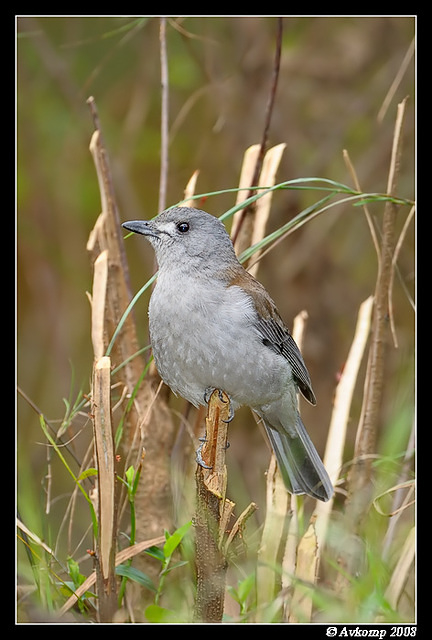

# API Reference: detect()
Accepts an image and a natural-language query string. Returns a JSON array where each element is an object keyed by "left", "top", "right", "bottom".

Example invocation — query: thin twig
[
  {"left": 388, "top": 204, "right": 415, "bottom": 347},
  {"left": 159, "top": 17, "right": 169, "bottom": 213},
  {"left": 223, "top": 502, "right": 258, "bottom": 556},
  {"left": 343, "top": 149, "right": 381, "bottom": 265},
  {"left": 17, "top": 386, "right": 83, "bottom": 468},
  {"left": 383, "top": 526, "right": 415, "bottom": 611},
  {"left": 344, "top": 98, "right": 408, "bottom": 537},
  {"left": 381, "top": 422, "right": 415, "bottom": 560},
  {"left": 377, "top": 39, "right": 414, "bottom": 124},
  {"left": 231, "top": 17, "right": 283, "bottom": 248},
  {"left": 250, "top": 16, "right": 283, "bottom": 192}
]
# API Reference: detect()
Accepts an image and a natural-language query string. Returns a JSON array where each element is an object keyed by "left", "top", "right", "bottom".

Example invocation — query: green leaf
[
  {"left": 60, "top": 581, "right": 96, "bottom": 601},
  {"left": 38, "top": 415, "right": 98, "bottom": 538},
  {"left": 77, "top": 468, "right": 98, "bottom": 482},
  {"left": 125, "top": 465, "right": 135, "bottom": 486},
  {"left": 237, "top": 573, "right": 255, "bottom": 603},
  {"left": 144, "top": 545, "right": 165, "bottom": 563},
  {"left": 145, "top": 604, "right": 177, "bottom": 623},
  {"left": 115, "top": 564, "right": 157, "bottom": 592},
  {"left": 67, "top": 557, "right": 85, "bottom": 588},
  {"left": 161, "top": 559, "right": 189, "bottom": 575},
  {"left": 105, "top": 274, "right": 157, "bottom": 357},
  {"left": 163, "top": 521, "right": 192, "bottom": 559}
]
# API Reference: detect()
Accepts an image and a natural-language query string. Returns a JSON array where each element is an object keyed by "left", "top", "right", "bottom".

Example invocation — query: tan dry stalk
[
  {"left": 181, "top": 170, "right": 200, "bottom": 207},
  {"left": 232, "top": 143, "right": 286, "bottom": 264},
  {"left": 346, "top": 98, "right": 408, "bottom": 521},
  {"left": 335, "top": 98, "right": 409, "bottom": 592},
  {"left": 257, "top": 312, "right": 309, "bottom": 621},
  {"left": 86, "top": 98, "right": 176, "bottom": 599},
  {"left": 91, "top": 356, "right": 117, "bottom": 621},
  {"left": 314, "top": 296, "right": 374, "bottom": 550},
  {"left": 57, "top": 534, "right": 166, "bottom": 617},
  {"left": 255, "top": 455, "right": 289, "bottom": 622},
  {"left": 383, "top": 526, "right": 415, "bottom": 612},
  {"left": 287, "top": 516, "right": 319, "bottom": 623}
]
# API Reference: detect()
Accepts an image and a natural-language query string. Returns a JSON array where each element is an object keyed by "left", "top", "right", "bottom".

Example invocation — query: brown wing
[
  {"left": 255, "top": 312, "right": 316, "bottom": 405},
  {"left": 229, "top": 267, "right": 316, "bottom": 405}
]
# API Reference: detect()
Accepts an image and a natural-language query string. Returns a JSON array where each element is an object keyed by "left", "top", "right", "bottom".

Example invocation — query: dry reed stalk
[
  {"left": 377, "top": 39, "right": 414, "bottom": 124},
  {"left": 86, "top": 97, "right": 176, "bottom": 601},
  {"left": 345, "top": 98, "right": 408, "bottom": 527},
  {"left": 381, "top": 425, "right": 415, "bottom": 560},
  {"left": 248, "top": 143, "right": 286, "bottom": 277},
  {"left": 232, "top": 143, "right": 261, "bottom": 254},
  {"left": 57, "top": 534, "right": 166, "bottom": 617},
  {"left": 388, "top": 204, "right": 415, "bottom": 348},
  {"left": 256, "top": 311, "right": 312, "bottom": 622},
  {"left": 287, "top": 516, "right": 319, "bottom": 623},
  {"left": 17, "top": 518, "right": 56, "bottom": 557},
  {"left": 181, "top": 170, "right": 200, "bottom": 208},
  {"left": 282, "top": 296, "right": 373, "bottom": 622},
  {"left": 91, "top": 251, "right": 109, "bottom": 360},
  {"left": 281, "top": 298, "right": 372, "bottom": 622},
  {"left": 281, "top": 312, "right": 317, "bottom": 622},
  {"left": 280, "top": 492, "right": 299, "bottom": 620},
  {"left": 383, "top": 526, "right": 415, "bottom": 612},
  {"left": 334, "top": 98, "right": 410, "bottom": 594},
  {"left": 89, "top": 247, "right": 117, "bottom": 620},
  {"left": 313, "top": 296, "right": 374, "bottom": 551},
  {"left": 232, "top": 143, "right": 286, "bottom": 262},
  {"left": 255, "top": 455, "right": 289, "bottom": 622},
  {"left": 91, "top": 356, "right": 117, "bottom": 621}
]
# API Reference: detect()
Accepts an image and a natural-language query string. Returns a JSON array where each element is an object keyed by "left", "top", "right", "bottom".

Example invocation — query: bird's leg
[
  {"left": 204, "top": 387, "right": 235, "bottom": 423},
  {"left": 202, "top": 388, "right": 233, "bottom": 456}
]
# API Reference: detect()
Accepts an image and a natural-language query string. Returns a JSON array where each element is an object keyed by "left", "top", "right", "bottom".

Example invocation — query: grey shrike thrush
[{"left": 122, "top": 207, "right": 333, "bottom": 502}]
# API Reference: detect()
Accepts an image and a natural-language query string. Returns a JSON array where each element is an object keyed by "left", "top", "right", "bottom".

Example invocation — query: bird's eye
[{"left": 176, "top": 222, "right": 190, "bottom": 233}]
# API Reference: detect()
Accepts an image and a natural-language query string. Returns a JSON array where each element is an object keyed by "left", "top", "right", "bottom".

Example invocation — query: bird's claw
[
  {"left": 222, "top": 404, "right": 235, "bottom": 423},
  {"left": 203, "top": 387, "right": 235, "bottom": 423},
  {"left": 196, "top": 438, "right": 212, "bottom": 469}
]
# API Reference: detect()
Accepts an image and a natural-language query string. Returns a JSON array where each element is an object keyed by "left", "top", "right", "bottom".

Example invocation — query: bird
[{"left": 122, "top": 207, "right": 333, "bottom": 502}]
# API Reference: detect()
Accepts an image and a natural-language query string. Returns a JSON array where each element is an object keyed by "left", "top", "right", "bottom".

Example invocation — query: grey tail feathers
[{"left": 263, "top": 415, "right": 334, "bottom": 502}]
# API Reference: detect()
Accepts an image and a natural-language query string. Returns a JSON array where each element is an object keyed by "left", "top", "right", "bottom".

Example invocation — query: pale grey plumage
[{"left": 122, "top": 207, "right": 333, "bottom": 501}]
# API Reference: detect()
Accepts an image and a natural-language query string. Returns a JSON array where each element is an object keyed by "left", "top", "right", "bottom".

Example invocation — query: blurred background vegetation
[{"left": 17, "top": 16, "right": 415, "bottom": 621}]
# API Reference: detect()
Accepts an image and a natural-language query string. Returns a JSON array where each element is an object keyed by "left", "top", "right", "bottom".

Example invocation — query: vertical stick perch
[
  {"left": 92, "top": 356, "right": 117, "bottom": 621},
  {"left": 193, "top": 390, "right": 235, "bottom": 623},
  {"left": 90, "top": 250, "right": 117, "bottom": 621}
]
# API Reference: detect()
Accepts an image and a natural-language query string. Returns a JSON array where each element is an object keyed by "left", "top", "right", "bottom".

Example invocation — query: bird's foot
[
  {"left": 195, "top": 437, "right": 212, "bottom": 469},
  {"left": 203, "top": 387, "right": 235, "bottom": 423}
]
